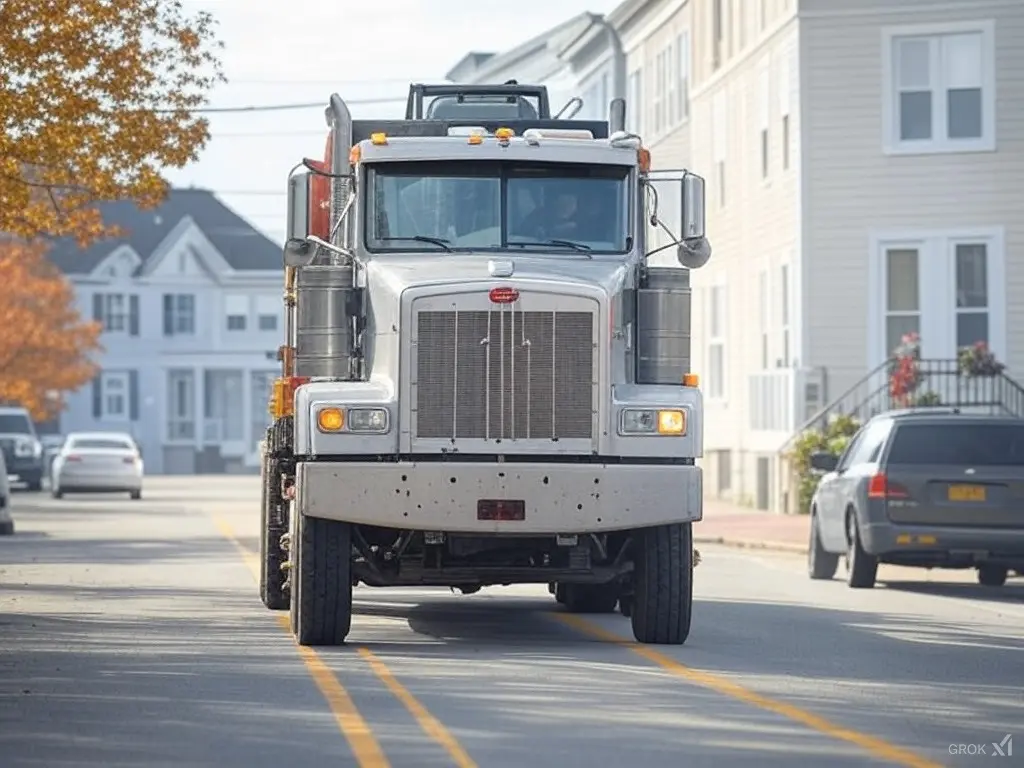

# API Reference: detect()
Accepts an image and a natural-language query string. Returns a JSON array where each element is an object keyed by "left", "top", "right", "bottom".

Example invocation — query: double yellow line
[
  {"left": 217, "top": 517, "right": 941, "bottom": 768},
  {"left": 214, "top": 518, "right": 477, "bottom": 768}
]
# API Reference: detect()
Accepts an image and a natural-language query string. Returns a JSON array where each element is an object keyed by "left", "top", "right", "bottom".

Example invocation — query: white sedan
[{"left": 51, "top": 432, "right": 143, "bottom": 500}]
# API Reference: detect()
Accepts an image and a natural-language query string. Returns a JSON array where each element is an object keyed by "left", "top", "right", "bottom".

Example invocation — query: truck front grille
[{"left": 414, "top": 308, "right": 594, "bottom": 441}]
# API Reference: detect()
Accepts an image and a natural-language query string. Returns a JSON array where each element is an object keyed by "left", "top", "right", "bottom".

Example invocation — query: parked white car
[{"left": 51, "top": 432, "right": 143, "bottom": 500}]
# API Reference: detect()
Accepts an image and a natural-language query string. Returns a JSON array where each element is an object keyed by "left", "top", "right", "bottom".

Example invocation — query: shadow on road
[{"left": 880, "top": 578, "right": 1024, "bottom": 605}]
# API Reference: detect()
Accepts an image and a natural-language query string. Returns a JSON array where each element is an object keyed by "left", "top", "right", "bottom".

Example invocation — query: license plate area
[
  {"left": 477, "top": 499, "right": 525, "bottom": 521},
  {"left": 948, "top": 484, "right": 986, "bottom": 502}
]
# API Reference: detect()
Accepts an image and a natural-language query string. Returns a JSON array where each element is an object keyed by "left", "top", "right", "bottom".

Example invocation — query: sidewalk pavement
[{"left": 694, "top": 498, "right": 809, "bottom": 554}]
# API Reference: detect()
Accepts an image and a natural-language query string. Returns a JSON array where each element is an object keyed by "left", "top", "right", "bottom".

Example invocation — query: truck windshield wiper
[
  {"left": 508, "top": 239, "right": 592, "bottom": 256},
  {"left": 380, "top": 236, "right": 452, "bottom": 252}
]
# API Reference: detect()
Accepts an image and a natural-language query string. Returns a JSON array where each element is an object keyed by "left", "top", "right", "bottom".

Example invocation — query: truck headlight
[
  {"left": 315, "top": 406, "right": 389, "bottom": 434},
  {"left": 619, "top": 408, "right": 687, "bottom": 436},
  {"left": 347, "top": 408, "right": 389, "bottom": 433}
]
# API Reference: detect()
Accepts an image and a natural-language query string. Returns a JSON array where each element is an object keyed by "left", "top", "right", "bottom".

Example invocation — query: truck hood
[{"left": 363, "top": 253, "right": 631, "bottom": 301}]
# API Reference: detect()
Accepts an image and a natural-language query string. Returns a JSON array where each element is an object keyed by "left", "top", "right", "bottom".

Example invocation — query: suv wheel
[
  {"left": 845, "top": 512, "right": 877, "bottom": 589},
  {"left": 808, "top": 510, "right": 838, "bottom": 580}
]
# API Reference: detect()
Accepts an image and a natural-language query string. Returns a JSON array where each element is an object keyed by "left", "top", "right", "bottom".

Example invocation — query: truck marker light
[
  {"left": 317, "top": 408, "right": 344, "bottom": 432},
  {"left": 682, "top": 373, "right": 700, "bottom": 387},
  {"left": 370, "top": 132, "right": 388, "bottom": 145},
  {"left": 489, "top": 287, "right": 519, "bottom": 303}
]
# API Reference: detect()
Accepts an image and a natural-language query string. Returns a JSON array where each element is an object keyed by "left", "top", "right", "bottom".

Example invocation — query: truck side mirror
[
  {"left": 283, "top": 238, "right": 316, "bottom": 268},
  {"left": 287, "top": 170, "right": 311, "bottom": 242},
  {"left": 680, "top": 172, "right": 705, "bottom": 240}
]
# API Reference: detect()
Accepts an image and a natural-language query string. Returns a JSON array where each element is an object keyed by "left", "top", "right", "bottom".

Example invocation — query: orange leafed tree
[
  {"left": 0, "top": 241, "right": 102, "bottom": 420},
  {"left": 0, "top": 0, "right": 225, "bottom": 243}
]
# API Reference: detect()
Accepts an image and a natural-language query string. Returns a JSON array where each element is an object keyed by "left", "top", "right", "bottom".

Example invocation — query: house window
[
  {"left": 712, "top": 90, "right": 727, "bottom": 207},
  {"left": 759, "top": 270, "right": 769, "bottom": 368},
  {"left": 94, "top": 293, "right": 138, "bottom": 334},
  {"left": 712, "top": 0, "right": 724, "bottom": 69},
  {"left": 163, "top": 293, "right": 195, "bottom": 335},
  {"left": 884, "top": 247, "right": 921, "bottom": 356},
  {"left": 780, "top": 263, "right": 790, "bottom": 365},
  {"left": 626, "top": 69, "right": 643, "bottom": 134},
  {"left": 250, "top": 370, "right": 278, "bottom": 453},
  {"left": 652, "top": 45, "right": 672, "bottom": 134},
  {"left": 675, "top": 32, "right": 690, "bottom": 121},
  {"left": 779, "top": 50, "right": 791, "bottom": 170},
  {"left": 256, "top": 295, "right": 279, "bottom": 332},
  {"left": 955, "top": 243, "right": 989, "bottom": 347},
  {"left": 225, "top": 294, "right": 248, "bottom": 331},
  {"left": 167, "top": 369, "right": 195, "bottom": 440},
  {"left": 757, "top": 65, "right": 770, "bottom": 179},
  {"left": 886, "top": 23, "right": 994, "bottom": 153},
  {"left": 708, "top": 285, "right": 726, "bottom": 399},
  {"left": 101, "top": 372, "right": 129, "bottom": 420}
]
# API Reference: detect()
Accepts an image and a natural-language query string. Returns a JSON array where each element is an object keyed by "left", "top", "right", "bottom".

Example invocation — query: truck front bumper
[{"left": 296, "top": 460, "right": 702, "bottom": 534}]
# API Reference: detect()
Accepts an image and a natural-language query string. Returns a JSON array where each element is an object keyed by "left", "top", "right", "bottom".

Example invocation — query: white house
[
  {"left": 47, "top": 189, "right": 285, "bottom": 474},
  {"left": 451, "top": 0, "right": 1024, "bottom": 511}
]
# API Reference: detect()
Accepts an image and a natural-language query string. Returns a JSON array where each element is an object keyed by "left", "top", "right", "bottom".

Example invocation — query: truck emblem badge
[
  {"left": 488, "top": 259, "right": 515, "bottom": 278},
  {"left": 488, "top": 287, "right": 519, "bottom": 303}
]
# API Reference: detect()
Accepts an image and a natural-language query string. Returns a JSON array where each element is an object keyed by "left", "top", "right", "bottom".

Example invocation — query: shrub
[{"left": 787, "top": 413, "right": 861, "bottom": 515}]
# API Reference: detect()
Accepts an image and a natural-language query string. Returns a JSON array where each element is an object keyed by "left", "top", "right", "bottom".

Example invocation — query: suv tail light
[{"left": 867, "top": 472, "right": 909, "bottom": 499}]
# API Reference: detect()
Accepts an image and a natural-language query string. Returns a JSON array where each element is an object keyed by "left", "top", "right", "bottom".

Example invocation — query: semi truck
[{"left": 259, "top": 82, "right": 712, "bottom": 647}]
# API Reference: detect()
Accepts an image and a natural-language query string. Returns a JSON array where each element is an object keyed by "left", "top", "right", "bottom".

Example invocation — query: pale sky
[{"left": 169, "top": 0, "right": 623, "bottom": 244}]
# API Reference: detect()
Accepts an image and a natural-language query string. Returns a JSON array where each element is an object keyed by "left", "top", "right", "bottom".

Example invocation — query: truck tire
[
  {"left": 291, "top": 508, "right": 353, "bottom": 646},
  {"left": 259, "top": 452, "right": 289, "bottom": 611},
  {"left": 562, "top": 584, "right": 618, "bottom": 613},
  {"left": 631, "top": 523, "right": 693, "bottom": 645}
]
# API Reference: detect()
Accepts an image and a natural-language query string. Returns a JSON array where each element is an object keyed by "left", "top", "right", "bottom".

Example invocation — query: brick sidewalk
[{"left": 694, "top": 498, "right": 810, "bottom": 553}]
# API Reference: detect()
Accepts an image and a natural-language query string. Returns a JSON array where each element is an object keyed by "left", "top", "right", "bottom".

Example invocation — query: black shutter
[
  {"left": 92, "top": 293, "right": 103, "bottom": 324},
  {"left": 129, "top": 295, "right": 140, "bottom": 336},
  {"left": 129, "top": 370, "right": 139, "bottom": 421},
  {"left": 92, "top": 376, "right": 102, "bottom": 419},
  {"left": 163, "top": 294, "right": 173, "bottom": 335}
]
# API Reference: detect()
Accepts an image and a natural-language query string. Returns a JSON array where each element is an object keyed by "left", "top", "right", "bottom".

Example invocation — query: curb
[{"left": 694, "top": 536, "right": 807, "bottom": 555}]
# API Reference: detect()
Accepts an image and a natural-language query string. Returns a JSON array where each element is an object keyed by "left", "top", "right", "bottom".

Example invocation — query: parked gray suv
[
  {"left": 0, "top": 406, "right": 45, "bottom": 491},
  {"left": 807, "top": 409, "right": 1024, "bottom": 588}
]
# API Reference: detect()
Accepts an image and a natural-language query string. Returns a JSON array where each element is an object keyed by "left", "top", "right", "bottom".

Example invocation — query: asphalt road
[{"left": 1, "top": 477, "right": 1022, "bottom": 768}]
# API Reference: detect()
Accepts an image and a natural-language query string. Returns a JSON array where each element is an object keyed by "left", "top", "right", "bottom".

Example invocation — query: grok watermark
[{"left": 949, "top": 734, "right": 1012, "bottom": 757}]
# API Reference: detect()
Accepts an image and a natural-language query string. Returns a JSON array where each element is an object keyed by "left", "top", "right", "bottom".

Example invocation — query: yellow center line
[
  {"left": 357, "top": 647, "right": 479, "bottom": 768},
  {"left": 553, "top": 614, "right": 945, "bottom": 768},
  {"left": 213, "top": 518, "right": 390, "bottom": 768}
]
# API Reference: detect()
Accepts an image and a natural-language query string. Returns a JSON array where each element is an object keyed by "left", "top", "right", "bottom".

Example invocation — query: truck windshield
[
  {"left": 0, "top": 413, "right": 33, "bottom": 434},
  {"left": 364, "top": 160, "right": 631, "bottom": 255}
]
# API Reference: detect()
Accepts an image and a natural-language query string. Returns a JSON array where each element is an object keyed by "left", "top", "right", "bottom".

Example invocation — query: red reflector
[
  {"left": 477, "top": 499, "right": 526, "bottom": 521},
  {"left": 488, "top": 287, "right": 519, "bottom": 304},
  {"left": 65, "top": 455, "right": 81, "bottom": 462},
  {"left": 287, "top": 376, "right": 310, "bottom": 389}
]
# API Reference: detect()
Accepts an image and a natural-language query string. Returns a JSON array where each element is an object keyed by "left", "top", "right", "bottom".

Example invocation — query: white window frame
[
  {"left": 778, "top": 48, "right": 792, "bottom": 171},
  {"left": 779, "top": 262, "right": 791, "bottom": 367},
  {"left": 866, "top": 227, "right": 1006, "bottom": 368},
  {"left": 100, "top": 293, "right": 127, "bottom": 333},
  {"left": 627, "top": 68, "right": 644, "bottom": 135},
  {"left": 757, "top": 60, "right": 771, "bottom": 181},
  {"left": 164, "top": 293, "right": 195, "bottom": 336},
  {"left": 758, "top": 268, "right": 770, "bottom": 369},
  {"left": 225, "top": 294, "right": 249, "bottom": 332},
  {"left": 166, "top": 369, "right": 195, "bottom": 442},
  {"left": 712, "top": 90, "right": 728, "bottom": 207},
  {"left": 256, "top": 295, "right": 279, "bottom": 332},
  {"left": 708, "top": 283, "right": 727, "bottom": 400},
  {"left": 101, "top": 371, "right": 129, "bottom": 421},
  {"left": 675, "top": 31, "right": 691, "bottom": 123},
  {"left": 652, "top": 44, "right": 672, "bottom": 135},
  {"left": 881, "top": 20, "right": 996, "bottom": 156}
]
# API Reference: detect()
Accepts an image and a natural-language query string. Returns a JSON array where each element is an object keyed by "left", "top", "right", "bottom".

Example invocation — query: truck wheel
[
  {"left": 259, "top": 453, "right": 289, "bottom": 611},
  {"left": 977, "top": 565, "right": 1007, "bottom": 586},
  {"left": 562, "top": 584, "right": 618, "bottom": 613},
  {"left": 808, "top": 511, "right": 838, "bottom": 580},
  {"left": 291, "top": 509, "right": 353, "bottom": 646},
  {"left": 554, "top": 583, "right": 567, "bottom": 604},
  {"left": 631, "top": 523, "right": 693, "bottom": 645}
]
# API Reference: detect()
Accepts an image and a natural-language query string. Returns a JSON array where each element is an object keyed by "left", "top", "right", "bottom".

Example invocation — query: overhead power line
[{"left": 157, "top": 95, "right": 406, "bottom": 114}]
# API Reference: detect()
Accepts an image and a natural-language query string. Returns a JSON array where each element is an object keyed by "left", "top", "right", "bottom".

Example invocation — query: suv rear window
[
  {"left": 0, "top": 413, "right": 33, "bottom": 434},
  {"left": 887, "top": 422, "right": 1024, "bottom": 466}
]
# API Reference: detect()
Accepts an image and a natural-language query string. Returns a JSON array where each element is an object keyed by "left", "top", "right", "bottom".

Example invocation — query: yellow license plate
[{"left": 948, "top": 484, "right": 986, "bottom": 502}]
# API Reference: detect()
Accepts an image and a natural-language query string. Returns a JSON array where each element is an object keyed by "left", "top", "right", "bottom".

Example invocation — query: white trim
[
  {"left": 867, "top": 227, "right": 1006, "bottom": 368},
  {"left": 139, "top": 217, "right": 235, "bottom": 280},
  {"left": 100, "top": 371, "right": 130, "bottom": 421},
  {"left": 801, "top": 0, "right": 1018, "bottom": 19},
  {"left": 881, "top": 19, "right": 996, "bottom": 156},
  {"left": 621, "top": 0, "right": 689, "bottom": 55},
  {"left": 690, "top": 15, "right": 797, "bottom": 102},
  {"left": 707, "top": 280, "right": 728, "bottom": 401},
  {"left": 89, "top": 245, "right": 143, "bottom": 280}
]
